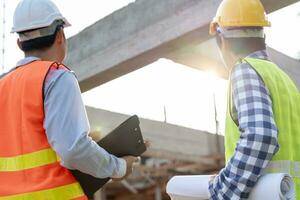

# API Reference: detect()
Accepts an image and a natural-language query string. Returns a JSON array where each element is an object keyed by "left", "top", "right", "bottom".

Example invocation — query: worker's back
[
  {"left": 225, "top": 57, "right": 300, "bottom": 198},
  {"left": 0, "top": 61, "right": 86, "bottom": 199}
]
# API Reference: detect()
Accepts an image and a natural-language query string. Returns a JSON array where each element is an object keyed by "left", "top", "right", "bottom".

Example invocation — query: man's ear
[
  {"left": 17, "top": 39, "right": 22, "bottom": 50},
  {"left": 55, "top": 29, "right": 65, "bottom": 45},
  {"left": 216, "top": 34, "right": 227, "bottom": 52},
  {"left": 220, "top": 36, "right": 227, "bottom": 51}
]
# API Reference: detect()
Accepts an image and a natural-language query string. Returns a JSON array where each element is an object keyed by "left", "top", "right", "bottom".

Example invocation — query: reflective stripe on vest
[
  {"left": 0, "top": 148, "right": 57, "bottom": 171},
  {"left": 0, "top": 183, "right": 83, "bottom": 200}
]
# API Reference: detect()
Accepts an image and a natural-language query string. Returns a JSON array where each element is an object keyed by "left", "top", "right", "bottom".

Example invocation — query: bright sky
[
  {"left": 0, "top": 1, "right": 299, "bottom": 133},
  {"left": 83, "top": 58, "right": 228, "bottom": 133},
  {"left": 265, "top": 2, "right": 300, "bottom": 59}
]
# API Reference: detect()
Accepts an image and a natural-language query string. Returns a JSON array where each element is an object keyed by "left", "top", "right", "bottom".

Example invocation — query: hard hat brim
[
  {"left": 11, "top": 16, "right": 72, "bottom": 33},
  {"left": 209, "top": 21, "right": 271, "bottom": 36},
  {"left": 62, "top": 17, "right": 71, "bottom": 28}
]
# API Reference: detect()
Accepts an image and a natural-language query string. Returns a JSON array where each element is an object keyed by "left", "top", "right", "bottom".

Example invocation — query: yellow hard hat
[{"left": 210, "top": 0, "right": 271, "bottom": 35}]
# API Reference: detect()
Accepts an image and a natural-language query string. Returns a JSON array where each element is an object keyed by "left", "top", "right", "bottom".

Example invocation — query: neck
[
  {"left": 238, "top": 47, "right": 265, "bottom": 59},
  {"left": 24, "top": 48, "right": 58, "bottom": 62},
  {"left": 233, "top": 47, "right": 266, "bottom": 65}
]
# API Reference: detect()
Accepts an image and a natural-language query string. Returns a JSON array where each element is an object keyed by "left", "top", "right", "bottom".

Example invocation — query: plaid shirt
[{"left": 208, "top": 50, "right": 279, "bottom": 199}]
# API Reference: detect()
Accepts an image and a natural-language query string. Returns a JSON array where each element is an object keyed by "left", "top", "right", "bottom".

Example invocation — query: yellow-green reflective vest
[{"left": 225, "top": 57, "right": 300, "bottom": 198}]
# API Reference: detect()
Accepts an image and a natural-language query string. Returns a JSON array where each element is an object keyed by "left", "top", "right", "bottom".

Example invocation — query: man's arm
[
  {"left": 208, "top": 63, "right": 279, "bottom": 199},
  {"left": 43, "top": 68, "right": 126, "bottom": 179}
]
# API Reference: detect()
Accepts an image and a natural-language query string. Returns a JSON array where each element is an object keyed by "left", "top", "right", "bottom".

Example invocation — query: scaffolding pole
[{"left": 1, "top": 0, "right": 5, "bottom": 73}]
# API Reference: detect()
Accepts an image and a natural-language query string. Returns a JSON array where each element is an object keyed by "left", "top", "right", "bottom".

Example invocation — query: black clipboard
[{"left": 71, "top": 115, "right": 146, "bottom": 198}]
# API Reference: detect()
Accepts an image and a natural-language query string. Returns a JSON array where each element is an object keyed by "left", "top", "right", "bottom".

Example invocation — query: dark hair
[
  {"left": 216, "top": 35, "right": 266, "bottom": 55},
  {"left": 19, "top": 26, "right": 62, "bottom": 52}
]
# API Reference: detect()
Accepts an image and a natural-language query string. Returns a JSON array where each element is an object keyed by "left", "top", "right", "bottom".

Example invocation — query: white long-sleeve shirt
[{"left": 15, "top": 57, "right": 127, "bottom": 179}]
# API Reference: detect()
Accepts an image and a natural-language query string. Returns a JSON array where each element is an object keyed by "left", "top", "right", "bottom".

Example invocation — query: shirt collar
[
  {"left": 16, "top": 56, "right": 41, "bottom": 67},
  {"left": 246, "top": 50, "right": 269, "bottom": 61},
  {"left": 0, "top": 57, "right": 41, "bottom": 79}
]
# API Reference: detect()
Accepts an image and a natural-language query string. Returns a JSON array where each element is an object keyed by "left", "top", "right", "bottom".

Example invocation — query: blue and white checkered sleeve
[{"left": 208, "top": 63, "right": 279, "bottom": 199}]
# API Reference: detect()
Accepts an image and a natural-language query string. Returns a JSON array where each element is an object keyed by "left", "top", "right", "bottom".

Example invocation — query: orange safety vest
[{"left": 0, "top": 61, "right": 87, "bottom": 200}]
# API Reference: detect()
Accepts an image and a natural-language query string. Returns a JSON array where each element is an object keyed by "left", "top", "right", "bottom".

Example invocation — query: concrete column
[
  {"left": 93, "top": 189, "right": 106, "bottom": 200},
  {"left": 155, "top": 185, "right": 162, "bottom": 200}
]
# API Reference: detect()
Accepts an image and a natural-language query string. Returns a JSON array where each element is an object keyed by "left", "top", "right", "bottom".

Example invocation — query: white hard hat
[{"left": 11, "top": 0, "right": 71, "bottom": 33}]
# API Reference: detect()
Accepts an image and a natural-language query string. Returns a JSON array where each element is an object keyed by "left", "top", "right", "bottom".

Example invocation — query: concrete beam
[
  {"left": 85, "top": 106, "right": 225, "bottom": 164},
  {"left": 262, "top": 0, "right": 300, "bottom": 13},
  {"left": 165, "top": 39, "right": 228, "bottom": 78},
  {"left": 267, "top": 47, "right": 300, "bottom": 90},
  {"left": 165, "top": 40, "right": 300, "bottom": 90},
  {"left": 65, "top": 0, "right": 299, "bottom": 92},
  {"left": 65, "top": 0, "right": 219, "bottom": 92}
]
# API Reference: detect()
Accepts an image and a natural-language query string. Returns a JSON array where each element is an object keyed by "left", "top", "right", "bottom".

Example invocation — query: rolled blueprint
[
  {"left": 248, "top": 173, "right": 295, "bottom": 200},
  {"left": 167, "top": 173, "right": 295, "bottom": 200}
]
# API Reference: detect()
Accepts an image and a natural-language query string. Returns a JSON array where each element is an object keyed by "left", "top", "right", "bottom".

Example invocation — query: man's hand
[
  {"left": 112, "top": 140, "right": 150, "bottom": 181},
  {"left": 144, "top": 140, "right": 151, "bottom": 149},
  {"left": 88, "top": 131, "right": 102, "bottom": 142},
  {"left": 112, "top": 156, "right": 138, "bottom": 181},
  {"left": 209, "top": 174, "right": 217, "bottom": 184}
]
